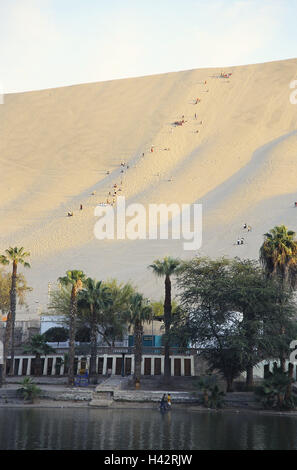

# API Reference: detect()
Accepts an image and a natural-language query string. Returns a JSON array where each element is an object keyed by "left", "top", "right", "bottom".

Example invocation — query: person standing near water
[
  {"left": 167, "top": 393, "right": 172, "bottom": 409},
  {"left": 160, "top": 394, "right": 167, "bottom": 411}
]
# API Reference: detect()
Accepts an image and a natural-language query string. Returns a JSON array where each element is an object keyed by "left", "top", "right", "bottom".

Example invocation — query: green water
[{"left": 0, "top": 407, "right": 296, "bottom": 450}]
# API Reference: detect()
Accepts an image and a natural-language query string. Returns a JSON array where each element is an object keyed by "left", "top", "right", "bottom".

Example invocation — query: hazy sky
[{"left": 1, "top": 0, "right": 297, "bottom": 93}]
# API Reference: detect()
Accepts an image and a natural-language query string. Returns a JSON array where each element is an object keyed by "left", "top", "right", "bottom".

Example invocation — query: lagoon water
[{"left": 0, "top": 407, "right": 296, "bottom": 450}]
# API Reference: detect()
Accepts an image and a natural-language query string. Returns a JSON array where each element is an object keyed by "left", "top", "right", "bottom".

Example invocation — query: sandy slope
[{"left": 1, "top": 58, "right": 297, "bottom": 318}]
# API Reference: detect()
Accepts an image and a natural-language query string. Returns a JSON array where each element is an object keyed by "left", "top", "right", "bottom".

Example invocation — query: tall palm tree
[
  {"left": 78, "top": 278, "right": 112, "bottom": 382},
  {"left": 127, "top": 293, "right": 152, "bottom": 384},
  {"left": 260, "top": 225, "right": 297, "bottom": 370},
  {"left": 58, "top": 270, "right": 86, "bottom": 386},
  {"left": 260, "top": 225, "right": 297, "bottom": 287},
  {"left": 0, "top": 247, "right": 30, "bottom": 377},
  {"left": 148, "top": 257, "right": 181, "bottom": 380}
]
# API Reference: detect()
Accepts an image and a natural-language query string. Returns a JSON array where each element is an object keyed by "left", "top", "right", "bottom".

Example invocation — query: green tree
[
  {"left": 175, "top": 256, "right": 297, "bottom": 391},
  {"left": 260, "top": 225, "right": 297, "bottom": 370},
  {"left": 148, "top": 257, "right": 181, "bottom": 380},
  {"left": 260, "top": 225, "right": 297, "bottom": 287},
  {"left": 101, "top": 280, "right": 135, "bottom": 346},
  {"left": 175, "top": 257, "right": 242, "bottom": 391},
  {"left": 78, "top": 278, "right": 112, "bottom": 381},
  {"left": 0, "top": 268, "right": 32, "bottom": 316},
  {"left": 127, "top": 293, "right": 152, "bottom": 384},
  {"left": 151, "top": 299, "right": 179, "bottom": 320},
  {"left": 48, "top": 279, "right": 134, "bottom": 346},
  {"left": 43, "top": 327, "right": 69, "bottom": 343},
  {"left": 228, "top": 258, "right": 281, "bottom": 388},
  {"left": 23, "top": 334, "right": 56, "bottom": 376},
  {"left": 0, "top": 247, "right": 30, "bottom": 378},
  {"left": 58, "top": 270, "right": 86, "bottom": 386},
  {"left": 47, "top": 283, "right": 72, "bottom": 318}
]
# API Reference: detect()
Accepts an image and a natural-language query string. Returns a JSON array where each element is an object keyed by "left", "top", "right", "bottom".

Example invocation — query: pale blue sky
[{"left": 0, "top": 0, "right": 297, "bottom": 93}]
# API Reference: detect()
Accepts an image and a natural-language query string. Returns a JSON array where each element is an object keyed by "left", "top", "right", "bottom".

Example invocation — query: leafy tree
[
  {"left": 227, "top": 258, "right": 286, "bottom": 388},
  {"left": 47, "top": 283, "right": 72, "bottom": 318},
  {"left": 78, "top": 278, "right": 112, "bottom": 381},
  {"left": 126, "top": 293, "right": 152, "bottom": 384},
  {"left": 175, "top": 256, "right": 297, "bottom": 391},
  {"left": 23, "top": 334, "right": 56, "bottom": 376},
  {"left": 260, "top": 225, "right": 297, "bottom": 287},
  {"left": 101, "top": 280, "right": 136, "bottom": 345},
  {"left": 260, "top": 226, "right": 297, "bottom": 370},
  {"left": 48, "top": 279, "right": 135, "bottom": 347},
  {"left": 0, "top": 247, "right": 30, "bottom": 378},
  {"left": 58, "top": 270, "right": 86, "bottom": 386},
  {"left": 151, "top": 299, "right": 179, "bottom": 320},
  {"left": 43, "top": 327, "right": 69, "bottom": 343},
  {"left": 0, "top": 268, "right": 32, "bottom": 315},
  {"left": 75, "top": 325, "right": 90, "bottom": 342},
  {"left": 148, "top": 257, "right": 181, "bottom": 380}
]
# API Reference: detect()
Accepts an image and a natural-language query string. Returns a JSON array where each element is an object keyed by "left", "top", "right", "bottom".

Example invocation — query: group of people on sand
[
  {"left": 105, "top": 165, "right": 127, "bottom": 206},
  {"left": 236, "top": 223, "right": 252, "bottom": 245},
  {"left": 66, "top": 161, "right": 128, "bottom": 216},
  {"left": 66, "top": 75, "right": 218, "bottom": 218},
  {"left": 160, "top": 393, "right": 172, "bottom": 411},
  {"left": 220, "top": 72, "right": 232, "bottom": 79}
]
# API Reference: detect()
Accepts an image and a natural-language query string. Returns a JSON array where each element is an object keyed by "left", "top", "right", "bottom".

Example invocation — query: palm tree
[
  {"left": 148, "top": 257, "right": 181, "bottom": 380},
  {"left": 58, "top": 270, "right": 86, "bottom": 386},
  {"left": 260, "top": 225, "right": 297, "bottom": 370},
  {"left": 127, "top": 293, "right": 152, "bottom": 384},
  {"left": 78, "top": 278, "right": 112, "bottom": 382},
  {"left": 0, "top": 247, "right": 30, "bottom": 377},
  {"left": 260, "top": 225, "right": 297, "bottom": 287},
  {"left": 23, "top": 334, "right": 55, "bottom": 376}
]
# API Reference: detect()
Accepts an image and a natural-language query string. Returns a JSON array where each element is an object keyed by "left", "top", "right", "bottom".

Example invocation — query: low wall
[
  {"left": 0, "top": 387, "right": 93, "bottom": 402},
  {"left": 113, "top": 390, "right": 200, "bottom": 403}
]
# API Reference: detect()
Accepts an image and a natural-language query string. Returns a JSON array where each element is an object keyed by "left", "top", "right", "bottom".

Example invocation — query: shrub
[
  {"left": 18, "top": 377, "right": 41, "bottom": 403},
  {"left": 197, "top": 375, "right": 225, "bottom": 409},
  {"left": 254, "top": 368, "right": 297, "bottom": 410}
]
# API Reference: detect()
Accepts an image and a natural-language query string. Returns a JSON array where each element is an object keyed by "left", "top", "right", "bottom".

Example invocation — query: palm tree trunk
[
  {"left": 89, "top": 305, "right": 98, "bottom": 382},
  {"left": 2, "top": 311, "right": 12, "bottom": 381},
  {"left": 9, "top": 261, "right": 17, "bottom": 376},
  {"left": 35, "top": 353, "right": 42, "bottom": 376},
  {"left": 246, "top": 365, "right": 254, "bottom": 388},
  {"left": 68, "top": 288, "right": 77, "bottom": 386},
  {"left": 226, "top": 375, "right": 234, "bottom": 392},
  {"left": 163, "top": 274, "right": 172, "bottom": 380},
  {"left": 134, "top": 321, "right": 142, "bottom": 383}
]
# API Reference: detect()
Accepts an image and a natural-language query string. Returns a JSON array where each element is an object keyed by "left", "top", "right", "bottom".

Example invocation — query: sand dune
[{"left": 1, "top": 58, "right": 297, "bottom": 318}]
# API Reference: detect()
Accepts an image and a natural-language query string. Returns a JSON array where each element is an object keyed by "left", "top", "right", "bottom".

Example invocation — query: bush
[
  {"left": 197, "top": 375, "right": 225, "bottom": 409},
  {"left": 18, "top": 377, "right": 41, "bottom": 403},
  {"left": 43, "top": 327, "right": 69, "bottom": 342},
  {"left": 254, "top": 368, "right": 297, "bottom": 410}
]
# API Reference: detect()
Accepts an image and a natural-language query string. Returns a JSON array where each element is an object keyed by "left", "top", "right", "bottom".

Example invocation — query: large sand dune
[{"left": 1, "top": 58, "right": 297, "bottom": 318}]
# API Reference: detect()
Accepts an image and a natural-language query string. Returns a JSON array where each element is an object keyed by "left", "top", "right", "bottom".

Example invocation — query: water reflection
[{"left": 0, "top": 408, "right": 297, "bottom": 450}]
